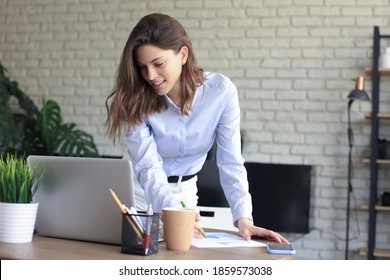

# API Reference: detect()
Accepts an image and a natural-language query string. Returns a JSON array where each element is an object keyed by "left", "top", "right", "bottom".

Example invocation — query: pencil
[
  {"left": 181, "top": 201, "right": 207, "bottom": 239},
  {"left": 109, "top": 188, "right": 143, "bottom": 240},
  {"left": 109, "top": 188, "right": 126, "bottom": 214}
]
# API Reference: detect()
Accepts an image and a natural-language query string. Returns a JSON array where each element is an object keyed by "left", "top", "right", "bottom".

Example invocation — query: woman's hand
[
  {"left": 237, "top": 217, "right": 289, "bottom": 243},
  {"left": 193, "top": 212, "right": 205, "bottom": 239}
]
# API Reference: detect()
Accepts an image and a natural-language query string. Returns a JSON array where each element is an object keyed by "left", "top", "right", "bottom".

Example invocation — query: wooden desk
[{"left": 0, "top": 234, "right": 292, "bottom": 260}]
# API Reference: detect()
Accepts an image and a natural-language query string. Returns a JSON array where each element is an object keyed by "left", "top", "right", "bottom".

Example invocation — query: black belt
[{"left": 167, "top": 174, "right": 197, "bottom": 183}]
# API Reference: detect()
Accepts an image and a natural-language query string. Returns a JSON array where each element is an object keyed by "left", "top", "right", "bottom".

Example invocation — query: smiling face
[{"left": 135, "top": 44, "right": 188, "bottom": 101}]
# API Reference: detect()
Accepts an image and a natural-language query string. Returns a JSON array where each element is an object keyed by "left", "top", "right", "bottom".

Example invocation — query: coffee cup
[{"left": 162, "top": 207, "right": 196, "bottom": 251}]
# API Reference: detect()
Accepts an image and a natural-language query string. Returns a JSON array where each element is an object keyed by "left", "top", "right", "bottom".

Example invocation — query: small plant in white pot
[{"left": 0, "top": 154, "right": 45, "bottom": 243}]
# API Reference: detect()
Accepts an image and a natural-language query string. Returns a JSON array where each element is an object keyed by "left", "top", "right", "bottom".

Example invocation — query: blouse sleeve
[
  {"left": 125, "top": 121, "right": 181, "bottom": 213},
  {"left": 215, "top": 79, "right": 253, "bottom": 225}
]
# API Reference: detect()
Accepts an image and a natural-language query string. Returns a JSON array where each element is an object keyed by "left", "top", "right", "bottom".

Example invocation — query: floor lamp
[{"left": 346, "top": 76, "right": 370, "bottom": 260}]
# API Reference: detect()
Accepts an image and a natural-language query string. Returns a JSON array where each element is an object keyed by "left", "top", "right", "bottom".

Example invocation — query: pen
[
  {"left": 109, "top": 188, "right": 143, "bottom": 240},
  {"left": 130, "top": 206, "right": 145, "bottom": 228},
  {"left": 144, "top": 204, "right": 153, "bottom": 254},
  {"left": 123, "top": 204, "right": 144, "bottom": 234},
  {"left": 181, "top": 201, "right": 207, "bottom": 239}
]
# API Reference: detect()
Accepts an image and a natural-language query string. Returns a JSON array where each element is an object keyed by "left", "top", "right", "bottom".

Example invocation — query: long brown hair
[{"left": 105, "top": 13, "right": 204, "bottom": 143}]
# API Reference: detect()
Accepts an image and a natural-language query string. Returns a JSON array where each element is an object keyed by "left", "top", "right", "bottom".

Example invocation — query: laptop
[{"left": 27, "top": 155, "right": 135, "bottom": 245}]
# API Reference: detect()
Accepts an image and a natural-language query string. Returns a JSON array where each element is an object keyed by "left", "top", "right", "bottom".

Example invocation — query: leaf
[
  {"left": 0, "top": 154, "right": 46, "bottom": 203},
  {"left": 0, "top": 82, "right": 10, "bottom": 103},
  {"left": 39, "top": 100, "right": 62, "bottom": 154},
  {"left": 40, "top": 100, "right": 62, "bottom": 131},
  {"left": 0, "top": 114, "right": 24, "bottom": 148},
  {"left": 13, "top": 87, "right": 40, "bottom": 119},
  {"left": 52, "top": 123, "right": 99, "bottom": 157}
]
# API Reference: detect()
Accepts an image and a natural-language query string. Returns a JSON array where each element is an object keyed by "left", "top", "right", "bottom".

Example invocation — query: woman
[{"left": 106, "top": 13, "right": 287, "bottom": 243}]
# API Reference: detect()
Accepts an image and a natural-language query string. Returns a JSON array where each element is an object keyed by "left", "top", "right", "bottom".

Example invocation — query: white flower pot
[{"left": 0, "top": 202, "right": 39, "bottom": 243}]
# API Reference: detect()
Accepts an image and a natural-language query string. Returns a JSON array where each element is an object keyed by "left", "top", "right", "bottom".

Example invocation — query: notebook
[{"left": 27, "top": 155, "right": 135, "bottom": 245}]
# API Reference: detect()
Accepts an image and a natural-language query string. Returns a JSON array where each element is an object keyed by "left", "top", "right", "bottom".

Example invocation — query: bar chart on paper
[{"left": 191, "top": 232, "right": 266, "bottom": 248}]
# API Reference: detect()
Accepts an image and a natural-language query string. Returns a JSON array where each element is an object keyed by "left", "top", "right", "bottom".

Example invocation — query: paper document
[{"left": 191, "top": 232, "right": 266, "bottom": 248}]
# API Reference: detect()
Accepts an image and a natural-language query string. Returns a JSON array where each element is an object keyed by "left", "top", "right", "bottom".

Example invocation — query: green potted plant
[
  {"left": 0, "top": 62, "right": 99, "bottom": 158},
  {"left": 0, "top": 154, "right": 45, "bottom": 243}
]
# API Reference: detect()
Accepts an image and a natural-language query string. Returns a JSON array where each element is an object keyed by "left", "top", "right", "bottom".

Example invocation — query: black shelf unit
[{"left": 366, "top": 26, "right": 390, "bottom": 260}]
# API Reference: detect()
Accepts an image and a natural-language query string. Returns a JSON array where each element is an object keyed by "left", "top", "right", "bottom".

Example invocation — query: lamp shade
[{"left": 348, "top": 76, "right": 370, "bottom": 101}]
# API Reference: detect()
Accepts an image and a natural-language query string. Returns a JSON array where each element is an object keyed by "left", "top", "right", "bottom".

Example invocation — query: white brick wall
[{"left": 1, "top": 0, "right": 390, "bottom": 260}]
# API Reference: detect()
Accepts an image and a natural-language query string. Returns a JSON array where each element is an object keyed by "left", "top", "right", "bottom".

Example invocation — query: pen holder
[{"left": 121, "top": 213, "right": 159, "bottom": 256}]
